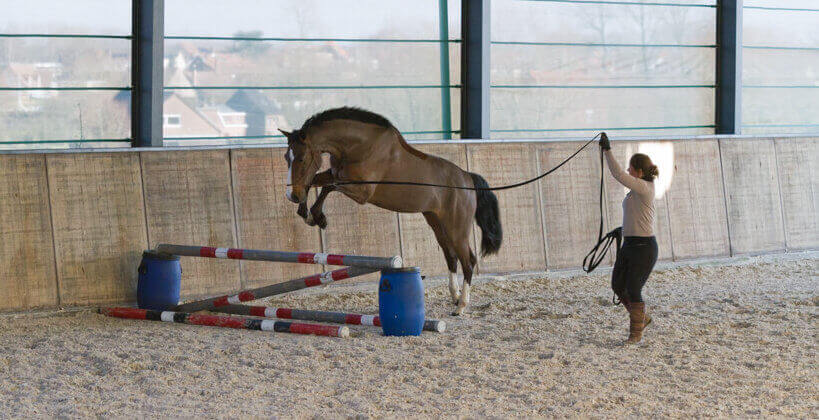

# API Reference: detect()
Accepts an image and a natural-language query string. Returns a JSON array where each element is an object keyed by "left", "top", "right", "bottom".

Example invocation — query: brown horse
[{"left": 280, "top": 107, "right": 502, "bottom": 315}]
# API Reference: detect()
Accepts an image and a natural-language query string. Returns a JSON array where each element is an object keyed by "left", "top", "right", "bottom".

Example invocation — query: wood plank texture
[
  {"left": 0, "top": 155, "right": 58, "bottom": 310},
  {"left": 141, "top": 150, "right": 240, "bottom": 298},
  {"left": 774, "top": 137, "right": 818, "bottom": 249},
  {"left": 231, "top": 149, "right": 322, "bottom": 288},
  {"left": 320, "top": 187, "right": 401, "bottom": 285},
  {"left": 537, "top": 143, "right": 609, "bottom": 269},
  {"left": 467, "top": 144, "right": 546, "bottom": 273},
  {"left": 665, "top": 140, "right": 731, "bottom": 259},
  {"left": 720, "top": 139, "right": 786, "bottom": 254},
  {"left": 47, "top": 153, "right": 147, "bottom": 305}
]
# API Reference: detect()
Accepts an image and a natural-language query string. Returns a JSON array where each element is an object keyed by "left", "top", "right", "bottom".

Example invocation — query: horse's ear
[{"left": 277, "top": 128, "right": 291, "bottom": 137}]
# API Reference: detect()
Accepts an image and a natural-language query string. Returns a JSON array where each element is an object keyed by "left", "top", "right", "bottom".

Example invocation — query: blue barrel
[
  {"left": 378, "top": 267, "right": 425, "bottom": 336},
  {"left": 137, "top": 250, "right": 181, "bottom": 311}
]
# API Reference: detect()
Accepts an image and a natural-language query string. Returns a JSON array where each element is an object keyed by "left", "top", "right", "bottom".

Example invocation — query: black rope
[
  {"left": 301, "top": 131, "right": 618, "bottom": 277},
  {"left": 582, "top": 144, "right": 622, "bottom": 305},
  {"left": 330, "top": 133, "right": 601, "bottom": 191}
]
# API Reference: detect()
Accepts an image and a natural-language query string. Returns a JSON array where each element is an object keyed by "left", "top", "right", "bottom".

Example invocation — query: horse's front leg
[
  {"left": 296, "top": 170, "right": 335, "bottom": 227},
  {"left": 309, "top": 185, "right": 336, "bottom": 229},
  {"left": 297, "top": 201, "right": 313, "bottom": 225}
]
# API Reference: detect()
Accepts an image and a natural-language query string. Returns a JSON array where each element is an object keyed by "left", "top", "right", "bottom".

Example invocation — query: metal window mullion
[
  {"left": 132, "top": 0, "right": 164, "bottom": 147},
  {"left": 461, "top": 0, "right": 491, "bottom": 139},
  {"left": 439, "top": 0, "right": 453, "bottom": 140},
  {"left": 716, "top": 0, "right": 742, "bottom": 134}
]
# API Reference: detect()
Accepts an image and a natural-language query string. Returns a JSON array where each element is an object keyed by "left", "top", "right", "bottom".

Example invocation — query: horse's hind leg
[
  {"left": 445, "top": 254, "right": 460, "bottom": 305},
  {"left": 452, "top": 243, "right": 475, "bottom": 316},
  {"left": 450, "top": 223, "right": 476, "bottom": 316},
  {"left": 423, "top": 212, "right": 460, "bottom": 304}
]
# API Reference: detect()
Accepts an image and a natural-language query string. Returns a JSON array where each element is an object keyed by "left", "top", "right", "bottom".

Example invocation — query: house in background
[
  {"left": 112, "top": 47, "right": 292, "bottom": 145},
  {"left": 161, "top": 93, "right": 224, "bottom": 140},
  {"left": 1, "top": 62, "right": 62, "bottom": 112},
  {"left": 226, "top": 89, "right": 289, "bottom": 136}
]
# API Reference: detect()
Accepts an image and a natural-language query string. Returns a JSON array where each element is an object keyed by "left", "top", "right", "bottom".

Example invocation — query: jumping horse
[{"left": 280, "top": 107, "right": 502, "bottom": 315}]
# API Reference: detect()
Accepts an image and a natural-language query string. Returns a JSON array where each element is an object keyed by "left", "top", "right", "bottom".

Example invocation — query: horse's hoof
[
  {"left": 449, "top": 289, "right": 461, "bottom": 305},
  {"left": 304, "top": 214, "right": 316, "bottom": 226},
  {"left": 315, "top": 214, "right": 328, "bottom": 230}
]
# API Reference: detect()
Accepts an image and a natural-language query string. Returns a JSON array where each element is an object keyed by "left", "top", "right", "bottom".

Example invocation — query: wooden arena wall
[{"left": 1, "top": 136, "right": 816, "bottom": 311}]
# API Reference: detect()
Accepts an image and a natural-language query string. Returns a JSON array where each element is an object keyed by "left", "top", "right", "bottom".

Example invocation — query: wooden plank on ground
[
  {"left": 141, "top": 150, "right": 240, "bottom": 298},
  {"left": 0, "top": 155, "right": 58, "bottom": 311},
  {"left": 397, "top": 144, "right": 472, "bottom": 277},
  {"left": 231, "top": 148, "right": 322, "bottom": 288},
  {"left": 774, "top": 137, "right": 819, "bottom": 250},
  {"left": 47, "top": 153, "right": 147, "bottom": 306},
  {"left": 467, "top": 144, "right": 546, "bottom": 273},
  {"left": 720, "top": 139, "right": 786, "bottom": 254},
  {"left": 665, "top": 139, "right": 731, "bottom": 259},
  {"left": 536, "top": 143, "right": 608, "bottom": 269},
  {"left": 604, "top": 142, "right": 673, "bottom": 261}
]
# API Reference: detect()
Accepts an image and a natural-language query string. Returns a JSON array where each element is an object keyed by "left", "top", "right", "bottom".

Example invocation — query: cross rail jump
[{"left": 156, "top": 244, "right": 402, "bottom": 270}]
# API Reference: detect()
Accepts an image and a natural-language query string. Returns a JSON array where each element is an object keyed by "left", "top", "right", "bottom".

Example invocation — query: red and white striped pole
[
  {"left": 99, "top": 307, "right": 349, "bottom": 338},
  {"left": 174, "top": 266, "right": 378, "bottom": 312},
  {"left": 214, "top": 305, "right": 447, "bottom": 333},
  {"left": 155, "top": 244, "right": 402, "bottom": 270}
]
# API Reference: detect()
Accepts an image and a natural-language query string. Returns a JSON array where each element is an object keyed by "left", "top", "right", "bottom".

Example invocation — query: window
[
  {"left": 164, "top": 114, "right": 182, "bottom": 127},
  {"left": 163, "top": 0, "right": 461, "bottom": 146},
  {"left": 491, "top": 0, "right": 717, "bottom": 139},
  {"left": 0, "top": 0, "right": 132, "bottom": 149},
  {"left": 218, "top": 112, "right": 247, "bottom": 128},
  {"left": 742, "top": 0, "right": 819, "bottom": 134}
]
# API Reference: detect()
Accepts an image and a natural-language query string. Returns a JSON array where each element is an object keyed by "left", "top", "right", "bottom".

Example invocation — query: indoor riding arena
[{"left": 1, "top": 1, "right": 816, "bottom": 418}]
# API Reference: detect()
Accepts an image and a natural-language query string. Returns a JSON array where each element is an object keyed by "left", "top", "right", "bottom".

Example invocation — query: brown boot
[
  {"left": 627, "top": 302, "right": 645, "bottom": 344},
  {"left": 622, "top": 298, "right": 651, "bottom": 328}
]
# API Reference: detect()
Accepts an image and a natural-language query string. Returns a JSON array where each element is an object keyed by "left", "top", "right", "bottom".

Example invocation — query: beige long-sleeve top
[{"left": 604, "top": 150, "right": 655, "bottom": 237}]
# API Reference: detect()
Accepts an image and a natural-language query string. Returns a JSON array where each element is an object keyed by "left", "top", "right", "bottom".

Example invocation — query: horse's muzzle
[
  {"left": 286, "top": 188, "right": 305, "bottom": 204},
  {"left": 285, "top": 190, "right": 298, "bottom": 203}
]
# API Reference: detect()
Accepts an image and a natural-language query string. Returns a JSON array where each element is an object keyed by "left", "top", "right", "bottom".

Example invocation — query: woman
[{"left": 600, "top": 134, "right": 659, "bottom": 344}]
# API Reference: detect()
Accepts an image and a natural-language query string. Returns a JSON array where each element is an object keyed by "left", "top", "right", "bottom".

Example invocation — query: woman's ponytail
[
  {"left": 649, "top": 164, "right": 660, "bottom": 179},
  {"left": 630, "top": 153, "right": 659, "bottom": 182}
]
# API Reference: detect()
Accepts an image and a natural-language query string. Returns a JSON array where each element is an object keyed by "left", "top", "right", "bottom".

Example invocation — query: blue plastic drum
[
  {"left": 378, "top": 267, "right": 425, "bottom": 336},
  {"left": 137, "top": 250, "right": 181, "bottom": 311}
]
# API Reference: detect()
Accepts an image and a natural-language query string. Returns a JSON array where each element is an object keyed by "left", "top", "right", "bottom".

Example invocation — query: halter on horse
[{"left": 280, "top": 107, "right": 502, "bottom": 315}]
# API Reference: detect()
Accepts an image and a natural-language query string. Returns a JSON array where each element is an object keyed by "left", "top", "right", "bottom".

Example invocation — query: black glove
[{"left": 599, "top": 132, "right": 611, "bottom": 151}]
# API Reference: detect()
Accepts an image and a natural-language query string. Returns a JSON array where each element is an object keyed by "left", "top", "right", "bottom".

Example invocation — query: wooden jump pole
[
  {"left": 155, "top": 244, "right": 402, "bottom": 270},
  {"left": 174, "top": 266, "right": 378, "bottom": 313},
  {"left": 214, "top": 305, "right": 447, "bottom": 333},
  {"left": 99, "top": 307, "right": 349, "bottom": 338}
]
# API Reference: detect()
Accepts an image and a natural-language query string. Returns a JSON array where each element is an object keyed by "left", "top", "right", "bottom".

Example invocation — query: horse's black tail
[{"left": 469, "top": 172, "right": 502, "bottom": 256}]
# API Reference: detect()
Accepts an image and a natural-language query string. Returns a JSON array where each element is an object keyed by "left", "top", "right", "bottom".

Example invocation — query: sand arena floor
[{"left": 0, "top": 252, "right": 816, "bottom": 417}]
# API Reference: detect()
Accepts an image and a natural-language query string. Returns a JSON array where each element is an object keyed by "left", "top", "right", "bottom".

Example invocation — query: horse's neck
[{"left": 311, "top": 124, "right": 397, "bottom": 163}]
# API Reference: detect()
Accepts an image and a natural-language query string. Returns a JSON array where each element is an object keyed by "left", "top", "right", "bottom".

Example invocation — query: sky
[
  {"left": 0, "top": 1, "right": 815, "bottom": 46},
  {"left": 0, "top": 0, "right": 459, "bottom": 38}
]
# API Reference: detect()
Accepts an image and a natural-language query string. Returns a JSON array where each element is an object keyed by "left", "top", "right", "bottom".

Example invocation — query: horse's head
[{"left": 280, "top": 128, "right": 320, "bottom": 204}]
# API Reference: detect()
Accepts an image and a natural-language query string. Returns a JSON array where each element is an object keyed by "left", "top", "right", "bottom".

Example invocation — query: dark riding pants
[{"left": 611, "top": 236, "right": 658, "bottom": 303}]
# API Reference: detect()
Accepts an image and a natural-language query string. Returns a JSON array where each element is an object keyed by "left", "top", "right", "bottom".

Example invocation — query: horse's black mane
[{"left": 299, "top": 107, "right": 394, "bottom": 132}]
